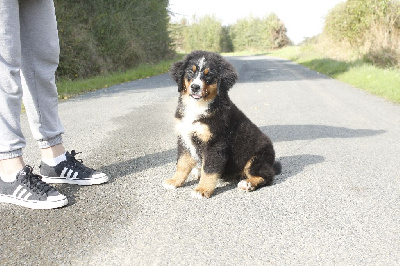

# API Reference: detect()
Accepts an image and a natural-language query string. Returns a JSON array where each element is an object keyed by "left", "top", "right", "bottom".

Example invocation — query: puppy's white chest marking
[
  {"left": 176, "top": 119, "right": 200, "bottom": 161},
  {"left": 176, "top": 98, "right": 211, "bottom": 161}
]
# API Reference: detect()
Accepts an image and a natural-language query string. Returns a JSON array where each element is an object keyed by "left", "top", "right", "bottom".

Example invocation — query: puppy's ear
[
  {"left": 170, "top": 60, "right": 186, "bottom": 92},
  {"left": 219, "top": 60, "right": 238, "bottom": 92}
]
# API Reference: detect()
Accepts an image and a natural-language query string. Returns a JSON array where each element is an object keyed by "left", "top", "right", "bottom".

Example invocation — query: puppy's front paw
[
  {"left": 191, "top": 187, "right": 212, "bottom": 199},
  {"left": 237, "top": 180, "right": 255, "bottom": 192},
  {"left": 163, "top": 179, "right": 179, "bottom": 190}
]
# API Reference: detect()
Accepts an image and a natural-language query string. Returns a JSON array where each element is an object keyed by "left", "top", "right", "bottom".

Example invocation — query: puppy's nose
[{"left": 191, "top": 84, "right": 201, "bottom": 92}]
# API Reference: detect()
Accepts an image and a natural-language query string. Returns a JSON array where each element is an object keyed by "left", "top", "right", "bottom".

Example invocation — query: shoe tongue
[
  {"left": 19, "top": 165, "right": 32, "bottom": 176},
  {"left": 66, "top": 151, "right": 74, "bottom": 159}
]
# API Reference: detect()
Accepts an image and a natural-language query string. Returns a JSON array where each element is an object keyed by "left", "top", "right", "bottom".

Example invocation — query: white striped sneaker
[
  {"left": 0, "top": 166, "right": 68, "bottom": 209},
  {"left": 40, "top": 150, "right": 109, "bottom": 186}
]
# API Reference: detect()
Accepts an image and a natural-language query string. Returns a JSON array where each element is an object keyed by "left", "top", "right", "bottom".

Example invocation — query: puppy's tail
[{"left": 273, "top": 161, "right": 282, "bottom": 175}]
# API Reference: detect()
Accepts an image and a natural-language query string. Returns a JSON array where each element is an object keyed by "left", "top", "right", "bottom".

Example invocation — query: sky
[{"left": 168, "top": 0, "right": 344, "bottom": 44}]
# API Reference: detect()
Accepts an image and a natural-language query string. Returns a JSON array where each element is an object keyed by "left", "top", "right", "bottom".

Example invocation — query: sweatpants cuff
[
  {"left": 38, "top": 134, "right": 63, "bottom": 149},
  {"left": 0, "top": 149, "right": 23, "bottom": 160}
]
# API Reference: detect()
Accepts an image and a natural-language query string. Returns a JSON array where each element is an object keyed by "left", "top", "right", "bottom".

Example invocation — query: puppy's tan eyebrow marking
[
  {"left": 204, "top": 68, "right": 209, "bottom": 75},
  {"left": 192, "top": 65, "right": 197, "bottom": 72}
]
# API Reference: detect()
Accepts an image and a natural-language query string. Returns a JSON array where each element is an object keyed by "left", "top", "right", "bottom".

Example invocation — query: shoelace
[
  {"left": 66, "top": 150, "right": 94, "bottom": 174},
  {"left": 18, "top": 166, "right": 54, "bottom": 195}
]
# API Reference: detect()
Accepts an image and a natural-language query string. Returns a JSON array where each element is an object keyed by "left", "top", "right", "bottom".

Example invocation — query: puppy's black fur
[{"left": 164, "top": 51, "right": 281, "bottom": 198}]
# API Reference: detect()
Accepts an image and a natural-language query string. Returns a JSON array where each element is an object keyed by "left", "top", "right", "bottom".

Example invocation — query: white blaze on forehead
[
  {"left": 191, "top": 57, "right": 206, "bottom": 89},
  {"left": 198, "top": 56, "right": 206, "bottom": 70}
]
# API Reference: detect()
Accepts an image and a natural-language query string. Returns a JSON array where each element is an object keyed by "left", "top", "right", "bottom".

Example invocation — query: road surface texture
[{"left": 1, "top": 55, "right": 399, "bottom": 265}]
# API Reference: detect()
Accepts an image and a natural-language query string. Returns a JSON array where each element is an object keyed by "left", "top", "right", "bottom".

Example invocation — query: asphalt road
[{"left": 1, "top": 55, "right": 399, "bottom": 265}]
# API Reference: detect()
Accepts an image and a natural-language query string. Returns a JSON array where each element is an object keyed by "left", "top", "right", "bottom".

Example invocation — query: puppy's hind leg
[
  {"left": 238, "top": 156, "right": 275, "bottom": 192},
  {"left": 164, "top": 152, "right": 196, "bottom": 189}
]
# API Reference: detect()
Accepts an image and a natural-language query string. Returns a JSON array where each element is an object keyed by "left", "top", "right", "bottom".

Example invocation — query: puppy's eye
[{"left": 185, "top": 69, "right": 194, "bottom": 80}]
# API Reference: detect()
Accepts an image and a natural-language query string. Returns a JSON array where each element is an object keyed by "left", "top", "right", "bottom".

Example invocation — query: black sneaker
[
  {"left": 0, "top": 166, "right": 68, "bottom": 209},
  {"left": 40, "top": 150, "right": 109, "bottom": 186}
]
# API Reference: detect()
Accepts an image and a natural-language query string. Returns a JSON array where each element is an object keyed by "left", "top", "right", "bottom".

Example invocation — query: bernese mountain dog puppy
[{"left": 164, "top": 50, "right": 281, "bottom": 198}]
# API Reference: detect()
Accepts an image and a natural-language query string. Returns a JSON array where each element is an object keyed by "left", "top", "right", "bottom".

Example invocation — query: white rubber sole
[{"left": 0, "top": 194, "right": 68, "bottom": 209}]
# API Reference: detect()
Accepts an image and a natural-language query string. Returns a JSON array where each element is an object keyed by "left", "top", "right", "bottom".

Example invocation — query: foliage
[
  {"left": 169, "top": 13, "right": 291, "bottom": 53},
  {"left": 168, "top": 19, "right": 188, "bottom": 52},
  {"left": 229, "top": 13, "right": 291, "bottom": 51},
  {"left": 220, "top": 26, "right": 234, "bottom": 53},
  {"left": 54, "top": 0, "right": 173, "bottom": 80},
  {"left": 183, "top": 15, "right": 225, "bottom": 52},
  {"left": 323, "top": 0, "right": 400, "bottom": 67},
  {"left": 324, "top": 1, "right": 372, "bottom": 46}
]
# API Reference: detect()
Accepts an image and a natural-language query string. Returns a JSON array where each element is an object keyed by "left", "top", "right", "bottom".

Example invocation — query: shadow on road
[
  {"left": 94, "top": 124, "right": 385, "bottom": 198},
  {"left": 258, "top": 124, "right": 386, "bottom": 186},
  {"left": 260, "top": 124, "right": 385, "bottom": 142},
  {"left": 56, "top": 149, "right": 177, "bottom": 206},
  {"left": 274, "top": 154, "right": 325, "bottom": 185},
  {"left": 98, "top": 149, "right": 176, "bottom": 182}
]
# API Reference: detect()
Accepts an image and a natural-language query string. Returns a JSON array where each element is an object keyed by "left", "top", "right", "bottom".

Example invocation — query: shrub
[
  {"left": 54, "top": 0, "right": 172, "bottom": 80},
  {"left": 323, "top": 0, "right": 400, "bottom": 67},
  {"left": 179, "top": 15, "right": 230, "bottom": 53},
  {"left": 169, "top": 13, "right": 291, "bottom": 53},
  {"left": 230, "top": 14, "right": 291, "bottom": 52}
]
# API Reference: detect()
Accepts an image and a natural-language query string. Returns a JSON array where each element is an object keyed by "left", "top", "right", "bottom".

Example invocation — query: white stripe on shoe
[
  {"left": 60, "top": 168, "right": 68, "bottom": 177},
  {"left": 17, "top": 189, "right": 28, "bottom": 199},
  {"left": 23, "top": 192, "right": 32, "bottom": 200},
  {"left": 12, "top": 186, "right": 23, "bottom": 197}
]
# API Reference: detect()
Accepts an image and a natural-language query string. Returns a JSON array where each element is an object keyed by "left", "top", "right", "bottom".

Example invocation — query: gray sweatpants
[{"left": 0, "top": 0, "right": 64, "bottom": 160}]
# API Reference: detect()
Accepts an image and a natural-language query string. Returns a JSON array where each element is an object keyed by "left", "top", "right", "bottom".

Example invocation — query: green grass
[
  {"left": 268, "top": 46, "right": 400, "bottom": 103},
  {"left": 56, "top": 54, "right": 184, "bottom": 100},
  {"left": 338, "top": 64, "right": 400, "bottom": 102}
]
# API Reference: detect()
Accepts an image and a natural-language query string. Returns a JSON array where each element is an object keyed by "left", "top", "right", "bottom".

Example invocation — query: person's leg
[
  {"left": 41, "top": 143, "right": 66, "bottom": 161},
  {"left": 19, "top": 0, "right": 108, "bottom": 186},
  {"left": 18, "top": 0, "right": 68, "bottom": 175},
  {"left": 19, "top": 0, "right": 65, "bottom": 150},
  {"left": 0, "top": 0, "right": 64, "bottom": 178},
  {"left": 0, "top": 0, "right": 67, "bottom": 209},
  {"left": 0, "top": 157, "right": 25, "bottom": 182},
  {"left": 0, "top": 0, "right": 26, "bottom": 180}
]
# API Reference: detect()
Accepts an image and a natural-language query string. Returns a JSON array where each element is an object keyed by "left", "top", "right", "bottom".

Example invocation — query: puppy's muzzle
[{"left": 190, "top": 83, "right": 202, "bottom": 99}]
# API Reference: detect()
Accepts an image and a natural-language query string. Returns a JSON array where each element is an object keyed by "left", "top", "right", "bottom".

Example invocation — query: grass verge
[
  {"left": 56, "top": 54, "right": 184, "bottom": 100},
  {"left": 268, "top": 46, "right": 400, "bottom": 103}
]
